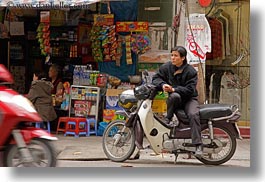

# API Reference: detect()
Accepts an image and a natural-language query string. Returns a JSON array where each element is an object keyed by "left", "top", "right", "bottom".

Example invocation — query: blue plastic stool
[
  {"left": 86, "top": 118, "right": 97, "bottom": 136},
  {"left": 35, "top": 121, "right": 51, "bottom": 133}
]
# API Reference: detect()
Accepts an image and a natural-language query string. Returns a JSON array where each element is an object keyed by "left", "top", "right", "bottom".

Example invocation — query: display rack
[
  {"left": 69, "top": 85, "right": 100, "bottom": 122},
  {"left": 9, "top": 39, "right": 27, "bottom": 94}
]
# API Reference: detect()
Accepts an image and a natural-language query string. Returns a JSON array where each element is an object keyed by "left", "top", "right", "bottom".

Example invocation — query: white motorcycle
[{"left": 102, "top": 79, "right": 242, "bottom": 165}]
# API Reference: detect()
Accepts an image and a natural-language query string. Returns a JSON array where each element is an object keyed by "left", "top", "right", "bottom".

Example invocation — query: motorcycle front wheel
[
  {"left": 102, "top": 120, "right": 136, "bottom": 162},
  {"left": 4, "top": 138, "right": 57, "bottom": 167},
  {"left": 196, "top": 124, "right": 237, "bottom": 165}
]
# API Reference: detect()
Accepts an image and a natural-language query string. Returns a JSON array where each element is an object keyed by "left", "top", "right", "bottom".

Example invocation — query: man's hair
[
  {"left": 34, "top": 70, "right": 47, "bottom": 80},
  {"left": 171, "top": 46, "right": 188, "bottom": 64},
  {"left": 171, "top": 46, "right": 187, "bottom": 56}
]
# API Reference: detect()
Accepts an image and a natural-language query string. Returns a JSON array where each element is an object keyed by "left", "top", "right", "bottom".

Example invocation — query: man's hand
[{"left": 163, "top": 84, "right": 174, "bottom": 92}]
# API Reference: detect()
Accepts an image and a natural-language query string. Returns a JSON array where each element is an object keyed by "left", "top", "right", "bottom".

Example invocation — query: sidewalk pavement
[
  {"left": 0, "top": 134, "right": 250, "bottom": 167},
  {"left": 55, "top": 135, "right": 107, "bottom": 160},
  {"left": 54, "top": 134, "right": 250, "bottom": 163}
]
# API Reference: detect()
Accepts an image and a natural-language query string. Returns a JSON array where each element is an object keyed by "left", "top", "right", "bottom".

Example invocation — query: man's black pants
[{"left": 166, "top": 92, "right": 202, "bottom": 145}]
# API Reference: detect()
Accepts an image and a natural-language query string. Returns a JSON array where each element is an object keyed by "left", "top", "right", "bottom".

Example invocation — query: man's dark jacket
[{"left": 152, "top": 61, "right": 198, "bottom": 102}]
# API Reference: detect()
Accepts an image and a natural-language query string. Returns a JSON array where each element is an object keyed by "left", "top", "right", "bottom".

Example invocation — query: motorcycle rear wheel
[
  {"left": 196, "top": 124, "right": 237, "bottom": 165},
  {"left": 4, "top": 138, "right": 57, "bottom": 167},
  {"left": 102, "top": 120, "right": 136, "bottom": 162}
]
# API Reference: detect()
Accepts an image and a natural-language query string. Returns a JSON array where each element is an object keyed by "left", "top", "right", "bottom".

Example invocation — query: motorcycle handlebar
[{"left": 147, "top": 84, "right": 159, "bottom": 100}]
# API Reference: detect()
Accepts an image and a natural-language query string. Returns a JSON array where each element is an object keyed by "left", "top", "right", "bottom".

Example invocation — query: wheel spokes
[
  {"left": 105, "top": 123, "right": 133, "bottom": 158},
  {"left": 201, "top": 128, "right": 233, "bottom": 161}
]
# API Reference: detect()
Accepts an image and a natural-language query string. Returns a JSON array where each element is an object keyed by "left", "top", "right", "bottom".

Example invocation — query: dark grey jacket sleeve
[{"left": 152, "top": 64, "right": 168, "bottom": 90}]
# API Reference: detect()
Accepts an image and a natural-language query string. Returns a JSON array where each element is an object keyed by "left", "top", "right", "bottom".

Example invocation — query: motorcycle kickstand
[
  {"left": 174, "top": 153, "right": 179, "bottom": 164},
  {"left": 133, "top": 149, "right": 140, "bottom": 160},
  {"left": 12, "top": 129, "right": 35, "bottom": 165}
]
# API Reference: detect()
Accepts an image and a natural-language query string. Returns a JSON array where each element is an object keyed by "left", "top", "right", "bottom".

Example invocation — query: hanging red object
[{"left": 198, "top": 0, "right": 212, "bottom": 7}]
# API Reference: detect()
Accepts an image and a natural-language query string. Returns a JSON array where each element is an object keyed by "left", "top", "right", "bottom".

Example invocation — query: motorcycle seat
[
  {"left": 199, "top": 104, "right": 233, "bottom": 120},
  {"left": 175, "top": 104, "right": 233, "bottom": 123}
]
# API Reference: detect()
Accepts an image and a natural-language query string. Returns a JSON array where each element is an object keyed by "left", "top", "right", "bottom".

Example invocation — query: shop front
[{"left": 0, "top": 0, "right": 250, "bottom": 137}]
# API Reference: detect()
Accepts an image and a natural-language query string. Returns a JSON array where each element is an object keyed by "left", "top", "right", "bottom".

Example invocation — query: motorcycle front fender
[
  {"left": 115, "top": 110, "right": 130, "bottom": 118},
  {"left": 126, "top": 112, "right": 137, "bottom": 127},
  {"left": 18, "top": 128, "right": 57, "bottom": 144}
]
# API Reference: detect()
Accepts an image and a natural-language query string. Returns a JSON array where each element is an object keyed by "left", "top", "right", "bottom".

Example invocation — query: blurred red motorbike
[{"left": 0, "top": 64, "right": 57, "bottom": 167}]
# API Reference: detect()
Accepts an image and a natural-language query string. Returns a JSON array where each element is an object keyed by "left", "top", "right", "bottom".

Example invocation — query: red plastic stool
[
  {"left": 56, "top": 117, "right": 70, "bottom": 135},
  {"left": 64, "top": 117, "right": 87, "bottom": 137}
]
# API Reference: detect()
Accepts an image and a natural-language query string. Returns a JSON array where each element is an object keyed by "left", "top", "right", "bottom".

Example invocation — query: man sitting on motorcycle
[{"left": 152, "top": 46, "right": 203, "bottom": 156}]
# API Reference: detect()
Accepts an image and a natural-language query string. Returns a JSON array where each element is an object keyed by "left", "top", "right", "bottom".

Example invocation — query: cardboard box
[
  {"left": 106, "top": 89, "right": 124, "bottom": 96},
  {"left": 105, "top": 89, "right": 124, "bottom": 110}
]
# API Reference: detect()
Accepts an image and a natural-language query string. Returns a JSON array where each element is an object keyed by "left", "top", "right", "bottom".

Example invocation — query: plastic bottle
[
  {"left": 73, "top": 65, "right": 80, "bottom": 85},
  {"left": 79, "top": 66, "right": 85, "bottom": 85},
  {"left": 94, "top": 71, "right": 99, "bottom": 86},
  {"left": 83, "top": 69, "right": 90, "bottom": 86},
  {"left": 90, "top": 71, "right": 94, "bottom": 85}
]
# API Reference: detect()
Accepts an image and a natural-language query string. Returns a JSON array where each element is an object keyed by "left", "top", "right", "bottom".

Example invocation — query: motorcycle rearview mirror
[
  {"left": 142, "top": 70, "right": 149, "bottom": 83},
  {"left": 143, "top": 70, "right": 149, "bottom": 77}
]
